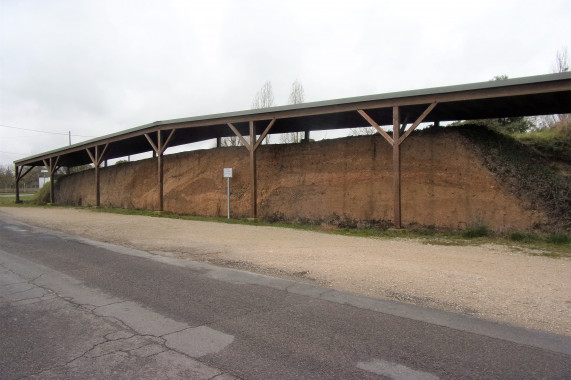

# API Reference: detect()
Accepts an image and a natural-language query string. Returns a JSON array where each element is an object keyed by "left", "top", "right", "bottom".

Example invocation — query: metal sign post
[{"left": 223, "top": 168, "right": 232, "bottom": 219}]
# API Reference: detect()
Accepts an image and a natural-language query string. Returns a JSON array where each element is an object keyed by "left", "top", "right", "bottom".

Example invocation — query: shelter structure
[{"left": 14, "top": 73, "right": 571, "bottom": 228}]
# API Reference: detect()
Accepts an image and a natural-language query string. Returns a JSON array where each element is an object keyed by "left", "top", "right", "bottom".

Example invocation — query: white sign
[
  {"left": 223, "top": 168, "right": 233, "bottom": 178},
  {"left": 38, "top": 177, "right": 49, "bottom": 188}
]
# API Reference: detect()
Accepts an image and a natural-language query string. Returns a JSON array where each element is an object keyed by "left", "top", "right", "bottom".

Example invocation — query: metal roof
[{"left": 15, "top": 72, "right": 571, "bottom": 168}]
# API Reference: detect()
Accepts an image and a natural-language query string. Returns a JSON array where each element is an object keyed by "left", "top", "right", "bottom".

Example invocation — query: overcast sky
[{"left": 1, "top": 0, "right": 569, "bottom": 166}]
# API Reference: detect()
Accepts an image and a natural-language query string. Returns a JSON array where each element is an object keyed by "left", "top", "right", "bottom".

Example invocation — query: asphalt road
[{"left": 1, "top": 216, "right": 570, "bottom": 379}]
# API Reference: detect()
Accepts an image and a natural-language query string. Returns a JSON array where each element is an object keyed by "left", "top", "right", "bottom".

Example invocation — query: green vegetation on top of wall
[
  {"left": 513, "top": 120, "right": 571, "bottom": 163},
  {"left": 450, "top": 123, "right": 570, "bottom": 231}
]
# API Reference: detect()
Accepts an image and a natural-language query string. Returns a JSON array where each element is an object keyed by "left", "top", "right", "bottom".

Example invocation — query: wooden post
[
  {"left": 249, "top": 121, "right": 257, "bottom": 218},
  {"left": 393, "top": 106, "right": 401, "bottom": 229},
  {"left": 95, "top": 152, "right": 100, "bottom": 206},
  {"left": 359, "top": 104, "right": 436, "bottom": 229},
  {"left": 50, "top": 164, "right": 54, "bottom": 203},
  {"left": 145, "top": 129, "right": 175, "bottom": 211},
  {"left": 158, "top": 131, "right": 164, "bottom": 211},
  {"left": 14, "top": 165, "right": 34, "bottom": 204},
  {"left": 86, "top": 144, "right": 108, "bottom": 207},
  {"left": 226, "top": 119, "right": 275, "bottom": 219},
  {"left": 42, "top": 157, "right": 60, "bottom": 204},
  {"left": 15, "top": 165, "right": 21, "bottom": 204},
  {"left": 216, "top": 136, "right": 221, "bottom": 147}
]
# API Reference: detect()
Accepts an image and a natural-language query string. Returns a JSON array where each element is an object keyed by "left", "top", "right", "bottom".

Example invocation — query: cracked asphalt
[
  {"left": 1, "top": 216, "right": 570, "bottom": 379},
  {"left": 0, "top": 250, "right": 237, "bottom": 379}
]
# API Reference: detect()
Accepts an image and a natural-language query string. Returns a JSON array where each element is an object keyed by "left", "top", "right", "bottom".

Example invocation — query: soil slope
[{"left": 54, "top": 127, "right": 557, "bottom": 231}]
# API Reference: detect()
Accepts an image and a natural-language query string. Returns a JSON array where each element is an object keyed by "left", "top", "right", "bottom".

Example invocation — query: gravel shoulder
[{"left": 1, "top": 207, "right": 569, "bottom": 336}]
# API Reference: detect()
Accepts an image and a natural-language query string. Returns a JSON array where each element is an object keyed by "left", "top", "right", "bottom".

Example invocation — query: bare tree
[
  {"left": 350, "top": 126, "right": 378, "bottom": 136},
  {"left": 221, "top": 81, "right": 276, "bottom": 146},
  {"left": 553, "top": 47, "right": 569, "bottom": 73},
  {"left": 288, "top": 80, "right": 304, "bottom": 105},
  {"left": 539, "top": 47, "right": 571, "bottom": 128},
  {"left": 220, "top": 134, "right": 241, "bottom": 147},
  {"left": 281, "top": 80, "right": 305, "bottom": 143},
  {"left": 252, "top": 81, "right": 275, "bottom": 109},
  {"left": 251, "top": 81, "right": 275, "bottom": 144}
]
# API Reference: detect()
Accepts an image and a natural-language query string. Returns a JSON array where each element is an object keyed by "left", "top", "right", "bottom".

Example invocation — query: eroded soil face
[{"left": 55, "top": 131, "right": 547, "bottom": 231}]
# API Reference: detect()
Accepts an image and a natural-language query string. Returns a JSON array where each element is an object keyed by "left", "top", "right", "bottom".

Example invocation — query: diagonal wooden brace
[
  {"left": 253, "top": 119, "right": 276, "bottom": 151},
  {"left": 398, "top": 102, "right": 437, "bottom": 145},
  {"left": 357, "top": 110, "right": 394, "bottom": 145},
  {"left": 227, "top": 123, "right": 251, "bottom": 150}
]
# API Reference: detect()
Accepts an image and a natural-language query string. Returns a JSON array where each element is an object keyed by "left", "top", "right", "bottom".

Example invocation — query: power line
[
  {"left": 0, "top": 150, "right": 25, "bottom": 156},
  {"left": 0, "top": 124, "right": 95, "bottom": 138}
]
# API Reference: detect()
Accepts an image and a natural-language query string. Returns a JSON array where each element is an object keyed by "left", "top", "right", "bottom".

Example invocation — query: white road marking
[
  {"left": 357, "top": 359, "right": 440, "bottom": 380},
  {"left": 4, "top": 225, "right": 28, "bottom": 232}
]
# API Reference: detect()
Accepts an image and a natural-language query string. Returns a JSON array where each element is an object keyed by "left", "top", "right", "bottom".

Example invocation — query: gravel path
[{"left": 1, "top": 207, "right": 569, "bottom": 336}]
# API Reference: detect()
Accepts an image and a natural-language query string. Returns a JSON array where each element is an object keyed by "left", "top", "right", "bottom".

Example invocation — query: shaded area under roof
[{"left": 15, "top": 72, "right": 571, "bottom": 168}]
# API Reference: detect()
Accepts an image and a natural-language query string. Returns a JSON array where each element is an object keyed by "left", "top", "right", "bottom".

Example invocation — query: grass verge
[{"left": 1, "top": 199, "right": 569, "bottom": 258}]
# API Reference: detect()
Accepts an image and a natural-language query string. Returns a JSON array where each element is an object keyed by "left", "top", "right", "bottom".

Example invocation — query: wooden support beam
[
  {"left": 380, "top": 102, "right": 436, "bottom": 228},
  {"left": 253, "top": 119, "right": 276, "bottom": 151},
  {"left": 393, "top": 107, "right": 401, "bottom": 229},
  {"left": 99, "top": 144, "right": 109, "bottom": 164},
  {"left": 398, "top": 102, "right": 438, "bottom": 145},
  {"left": 249, "top": 121, "right": 257, "bottom": 218},
  {"left": 19, "top": 166, "right": 34, "bottom": 180},
  {"left": 160, "top": 129, "right": 175, "bottom": 155},
  {"left": 145, "top": 130, "right": 175, "bottom": 211},
  {"left": 52, "top": 156, "right": 60, "bottom": 204},
  {"left": 357, "top": 110, "right": 394, "bottom": 145},
  {"left": 144, "top": 133, "right": 159, "bottom": 153},
  {"left": 86, "top": 144, "right": 109, "bottom": 207},
  {"left": 95, "top": 149, "right": 101, "bottom": 207},
  {"left": 14, "top": 165, "right": 34, "bottom": 203},
  {"left": 227, "top": 123, "right": 250, "bottom": 149},
  {"left": 42, "top": 156, "right": 60, "bottom": 204},
  {"left": 85, "top": 148, "right": 95, "bottom": 164},
  {"left": 14, "top": 165, "right": 21, "bottom": 203},
  {"left": 227, "top": 119, "right": 275, "bottom": 218},
  {"left": 158, "top": 130, "right": 164, "bottom": 211}
]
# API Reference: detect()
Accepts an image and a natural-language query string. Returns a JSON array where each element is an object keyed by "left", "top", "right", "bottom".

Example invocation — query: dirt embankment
[
  {"left": 54, "top": 127, "right": 555, "bottom": 231},
  {"left": 1, "top": 207, "right": 569, "bottom": 336}
]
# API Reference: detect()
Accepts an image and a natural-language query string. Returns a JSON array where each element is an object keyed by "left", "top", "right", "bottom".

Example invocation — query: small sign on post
[{"left": 223, "top": 168, "right": 232, "bottom": 219}]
